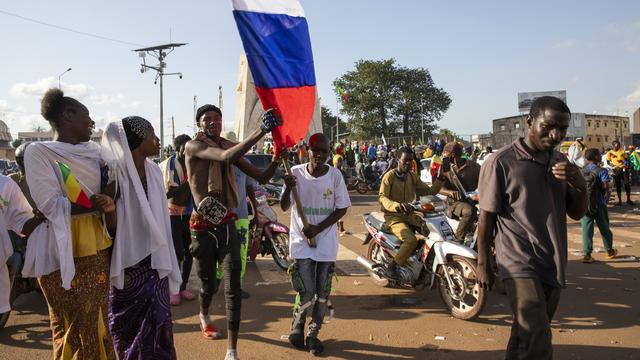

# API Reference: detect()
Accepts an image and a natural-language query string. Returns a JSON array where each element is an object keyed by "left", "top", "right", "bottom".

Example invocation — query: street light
[
  {"left": 58, "top": 68, "right": 72, "bottom": 89},
  {"left": 133, "top": 43, "right": 187, "bottom": 159}
]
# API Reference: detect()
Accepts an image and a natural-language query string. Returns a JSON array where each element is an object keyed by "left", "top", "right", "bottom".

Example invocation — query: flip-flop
[{"left": 200, "top": 323, "right": 224, "bottom": 340}]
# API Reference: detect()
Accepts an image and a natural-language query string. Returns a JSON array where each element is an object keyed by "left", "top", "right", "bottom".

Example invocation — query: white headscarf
[
  {"left": 23, "top": 141, "right": 104, "bottom": 289},
  {"left": 101, "top": 121, "right": 181, "bottom": 293}
]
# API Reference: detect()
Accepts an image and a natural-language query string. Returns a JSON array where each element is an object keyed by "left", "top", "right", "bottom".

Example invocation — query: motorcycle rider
[
  {"left": 379, "top": 146, "right": 448, "bottom": 280},
  {"left": 438, "top": 141, "right": 481, "bottom": 242}
]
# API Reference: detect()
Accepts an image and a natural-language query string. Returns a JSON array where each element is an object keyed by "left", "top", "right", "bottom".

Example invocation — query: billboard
[{"left": 518, "top": 90, "right": 567, "bottom": 113}]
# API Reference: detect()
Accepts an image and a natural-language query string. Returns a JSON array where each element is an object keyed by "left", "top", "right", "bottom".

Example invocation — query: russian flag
[{"left": 231, "top": 0, "right": 316, "bottom": 151}]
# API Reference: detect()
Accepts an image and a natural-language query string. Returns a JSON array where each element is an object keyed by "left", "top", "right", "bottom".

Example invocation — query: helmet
[{"left": 15, "top": 142, "right": 32, "bottom": 159}]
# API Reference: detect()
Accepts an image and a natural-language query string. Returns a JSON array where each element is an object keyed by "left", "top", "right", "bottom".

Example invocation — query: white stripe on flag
[{"left": 230, "top": 0, "right": 305, "bottom": 17}]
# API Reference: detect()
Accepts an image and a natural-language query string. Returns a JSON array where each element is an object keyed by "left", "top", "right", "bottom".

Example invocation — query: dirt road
[{"left": 1, "top": 193, "right": 638, "bottom": 359}]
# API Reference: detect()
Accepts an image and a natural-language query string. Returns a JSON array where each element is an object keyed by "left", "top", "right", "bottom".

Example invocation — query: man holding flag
[
  {"left": 231, "top": 0, "right": 321, "bottom": 357},
  {"left": 185, "top": 104, "right": 280, "bottom": 360}
]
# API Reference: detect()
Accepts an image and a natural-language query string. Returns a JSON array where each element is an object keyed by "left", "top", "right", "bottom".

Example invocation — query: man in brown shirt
[
  {"left": 476, "top": 96, "right": 587, "bottom": 360},
  {"left": 439, "top": 141, "right": 481, "bottom": 241}
]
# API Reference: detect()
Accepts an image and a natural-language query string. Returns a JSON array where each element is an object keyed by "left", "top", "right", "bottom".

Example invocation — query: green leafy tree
[
  {"left": 321, "top": 106, "right": 348, "bottom": 139},
  {"left": 438, "top": 128, "right": 458, "bottom": 141},
  {"left": 11, "top": 138, "right": 23, "bottom": 148},
  {"left": 333, "top": 58, "right": 451, "bottom": 140},
  {"left": 396, "top": 67, "right": 451, "bottom": 139}
]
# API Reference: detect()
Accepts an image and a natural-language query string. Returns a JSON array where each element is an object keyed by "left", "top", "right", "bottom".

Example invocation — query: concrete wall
[{"left": 233, "top": 54, "right": 322, "bottom": 148}]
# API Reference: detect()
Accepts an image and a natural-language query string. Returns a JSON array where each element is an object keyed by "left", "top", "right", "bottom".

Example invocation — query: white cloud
[
  {"left": 9, "top": 77, "right": 93, "bottom": 99},
  {"left": 90, "top": 93, "right": 141, "bottom": 109},
  {"left": 554, "top": 39, "right": 577, "bottom": 49},
  {"left": 623, "top": 82, "right": 640, "bottom": 105},
  {"left": 623, "top": 38, "right": 640, "bottom": 53}
]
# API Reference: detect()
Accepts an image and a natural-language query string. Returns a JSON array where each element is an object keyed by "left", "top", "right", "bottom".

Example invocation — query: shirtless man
[{"left": 185, "top": 104, "right": 281, "bottom": 360}]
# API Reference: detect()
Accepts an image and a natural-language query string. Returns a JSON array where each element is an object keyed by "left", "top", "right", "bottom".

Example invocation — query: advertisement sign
[{"left": 518, "top": 90, "right": 567, "bottom": 113}]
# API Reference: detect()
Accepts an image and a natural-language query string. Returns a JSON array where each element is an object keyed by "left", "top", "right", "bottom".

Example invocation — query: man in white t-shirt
[{"left": 281, "top": 133, "right": 351, "bottom": 356}]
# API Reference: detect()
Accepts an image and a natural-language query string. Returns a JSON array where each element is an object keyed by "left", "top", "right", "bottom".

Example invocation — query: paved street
[{"left": 1, "top": 192, "right": 639, "bottom": 359}]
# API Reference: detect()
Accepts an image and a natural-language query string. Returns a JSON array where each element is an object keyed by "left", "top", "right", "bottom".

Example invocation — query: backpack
[{"left": 583, "top": 166, "right": 603, "bottom": 217}]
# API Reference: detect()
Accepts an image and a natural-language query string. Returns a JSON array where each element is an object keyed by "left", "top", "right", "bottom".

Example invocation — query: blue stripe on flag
[{"left": 233, "top": 10, "right": 315, "bottom": 89}]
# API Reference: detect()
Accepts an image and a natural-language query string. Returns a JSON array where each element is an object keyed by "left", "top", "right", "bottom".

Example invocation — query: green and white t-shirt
[{"left": 288, "top": 164, "right": 351, "bottom": 262}]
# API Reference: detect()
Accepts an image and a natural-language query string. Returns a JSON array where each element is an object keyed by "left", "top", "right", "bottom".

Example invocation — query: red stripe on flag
[
  {"left": 75, "top": 190, "right": 93, "bottom": 209},
  {"left": 255, "top": 86, "right": 315, "bottom": 151}
]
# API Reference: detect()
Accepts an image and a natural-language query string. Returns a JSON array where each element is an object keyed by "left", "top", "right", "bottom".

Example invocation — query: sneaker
[
  {"left": 582, "top": 255, "right": 594, "bottom": 263},
  {"left": 289, "top": 325, "right": 305, "bottom": 349},
  {"left": 200, "top": 323, "right": 224, "bottom": 340},
  {"left": 383, "top": 261, "right": 399, "bottom": 281},
  {"left": 306, "top": 336, "right": 324, "bottom": 356},
  {"left": 627, "top": 200, "right": 635, "bottom": 206},
  {"left": 170, "top": 293, "right": 181, "bottom": 306},
  {"left": 180, "top": 289, "right": 196, "bottom": 301},
  {"left": 224, "top": 349, "right": 240, "bottom": 360},
  {"left": 606, "top": 248, "right": 618, "bottom": 259}
]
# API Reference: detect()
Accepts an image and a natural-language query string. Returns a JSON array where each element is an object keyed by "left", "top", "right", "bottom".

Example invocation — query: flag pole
[{"left": 281, "top": 156, "right": 316, "bottom": 248}]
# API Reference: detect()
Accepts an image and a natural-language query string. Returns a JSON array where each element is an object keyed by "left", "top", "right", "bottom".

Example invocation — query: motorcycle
[
  {"left": 357, "top": 196, "right": 487, "bottom": 320},
  {"left": 356, "top": 166, "right": 382, "bottom": 194},
  {"left": 248, "top": 185, "right": 291, "bottom": 270},
  {"left": 0, "top": 233, "right": 39, "bottom": 329},
  {"left": 263, "top": 182, "right": 283, "bottom": 205}
]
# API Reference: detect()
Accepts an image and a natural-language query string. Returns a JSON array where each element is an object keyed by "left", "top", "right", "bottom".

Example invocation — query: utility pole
[
  {"left": 193, "top": 95, "right": 198, "bottom": 134},
  {"left": 133, "top": 43, "right": 187, "bottom": 159},
  {"left": 171, "top": 116, "right": 175, "bottom": 144},
  {"left": 218, "top": 86, "right": 223, "bottom": 111}
]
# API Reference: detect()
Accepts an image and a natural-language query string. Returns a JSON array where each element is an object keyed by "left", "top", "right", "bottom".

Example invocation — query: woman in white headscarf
[
  {"left": 24, "top": 88, "right": 117, "bottom": 359},
  {"left": 102, "top": 117, "right": 181, "bottom": 359}
]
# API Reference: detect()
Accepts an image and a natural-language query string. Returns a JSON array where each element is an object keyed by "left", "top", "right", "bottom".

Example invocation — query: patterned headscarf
[{"left": 122, "top": 116, "right": 152, "bottom": 150}]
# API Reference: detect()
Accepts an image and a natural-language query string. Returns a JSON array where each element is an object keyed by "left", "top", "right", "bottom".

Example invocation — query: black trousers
[
  {"left": 504, "top": 278, "right": 562, "bottom": 360},
  {"left": 190, "top": 222, "right": 242, "bottom": 331},
  {"left": 612, "top": 169, "right": 631, "bottom": 198},
  {"left": 170, "top": 215, "right": 192, "bottom": 292}
]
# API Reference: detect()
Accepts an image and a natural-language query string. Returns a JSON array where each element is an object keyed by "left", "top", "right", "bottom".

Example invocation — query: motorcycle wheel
[
  {"left": 366, "top": 241, "right": 390, "bottom": 287},
  {"left": 270, "top": 233, "right": 291, "bottom": 270},
  {"left": 437, "top": 255, "right": 486, "bottom": 321},
  {"left": 356, "top": 182, "right": 369, "bottom": 194}
]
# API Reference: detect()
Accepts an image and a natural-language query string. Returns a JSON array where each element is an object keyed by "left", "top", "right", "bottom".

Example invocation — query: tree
[
  {"left": 438, "top": 128, "right": 458, "bottom": 141},
  {"left": 11, "top": 138, "right": 23, "bottom": 148},
  {"left": 321, "top": 106, "right": 348, "bottom": 140},
  {"left": 333, "top": 58, "right": 451, "bottom": 140},
  {"left": 396, "top": 67, "right": 451, "bottom": 141}
]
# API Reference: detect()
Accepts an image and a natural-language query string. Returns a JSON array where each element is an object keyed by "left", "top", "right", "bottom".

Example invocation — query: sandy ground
[{"left": 1, "top": 192, "right": 639, "bottom": 360}]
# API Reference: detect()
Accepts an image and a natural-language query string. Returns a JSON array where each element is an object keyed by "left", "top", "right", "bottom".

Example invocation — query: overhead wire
[{"left": 0, "top": 9, "right": 145, "bottom": 47}]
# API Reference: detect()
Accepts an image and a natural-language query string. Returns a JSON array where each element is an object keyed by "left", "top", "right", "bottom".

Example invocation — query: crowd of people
[
  {"left": 0, "top": 91, "right": 637, "bottom": 360},
  {"left": 0, "top": 88, "right": 351, "bottom": 359}
]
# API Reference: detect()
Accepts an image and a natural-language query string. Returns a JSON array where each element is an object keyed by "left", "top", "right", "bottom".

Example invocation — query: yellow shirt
[
  {"left": 379, "top": 170, "right": 443, "bottom": 224},
  {"left": 332, "top": 154, "right": 343, "bottom": 168},
  {"left": 423, "top": 148, "right": 433, "bottom": 158},
  {"left": 606, "top": 149, "right": 627, "bottom": 169},
  {"left": 70, "top": 212, "right": 112, "bottom": 258}
]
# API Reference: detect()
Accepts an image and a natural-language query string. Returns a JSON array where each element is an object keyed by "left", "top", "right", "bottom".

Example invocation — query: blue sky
[{"left": 1, "top": 0, "right": 639, "bottom": 143}]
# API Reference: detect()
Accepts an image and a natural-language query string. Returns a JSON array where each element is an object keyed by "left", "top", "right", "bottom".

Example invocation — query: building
[
  {"left": 633, "top": 107, "right": 640, "bottom": 133},
  {"left": 487, "top": 113, "right": 630, "bottom": 150},
  {"left": 491, "top": 115, "right": 526, "bottom": 148},
  {"left": 471, "top": 133, "right": 492, "bottom": 150},
  {"left": 583, "top": 114, "right": 630, "bottom": 150},
  {"left": 18, "top": 129, "right": 104, "bottom": 143},
  {"left": 0, "top": 120, "right": 15, "bottom": 160}
]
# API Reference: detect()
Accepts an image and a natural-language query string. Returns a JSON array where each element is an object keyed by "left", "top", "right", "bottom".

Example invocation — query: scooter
[
  {"left": 248, "top": 185, "right": 291, "bottom": 270},
  {"left": 357, "top": 196, "right": 487, "bottom": 320}
]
